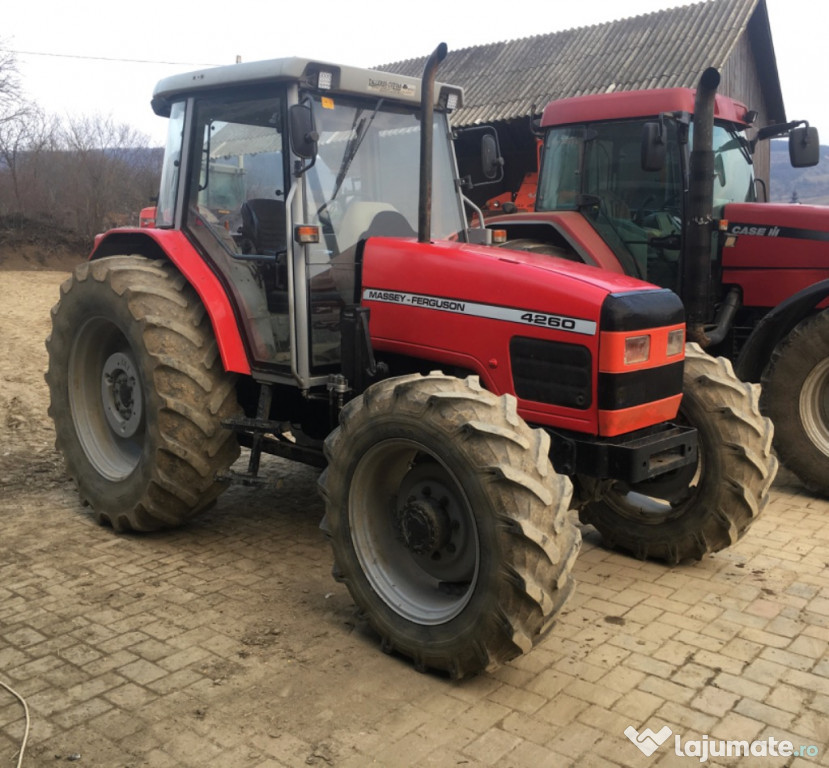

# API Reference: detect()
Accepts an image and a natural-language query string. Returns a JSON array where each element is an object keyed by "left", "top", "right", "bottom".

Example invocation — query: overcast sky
[{"left": 4, "top": 0, "right": 822, "bottom": 145}]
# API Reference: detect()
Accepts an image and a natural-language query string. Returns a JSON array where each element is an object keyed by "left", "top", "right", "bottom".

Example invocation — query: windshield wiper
[{"left": 323, "top": 99, "right": 385, "bottom": 210}]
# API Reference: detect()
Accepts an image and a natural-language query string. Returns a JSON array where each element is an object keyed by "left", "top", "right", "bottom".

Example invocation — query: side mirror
[
  {"left": 641, "top": 122, "right": 666, "bottom": 172},
  {"left": 453, "top": 125, "right": 504, "bottom": 188},
  {"left": 790, "top": 125, "right": 820, "bottom": 168},
  {"left": 481, "top": 134, "right": 502, "bottom": 180},
  {"left": 289, "top": 103, "right": 318, "bottom": 159}
]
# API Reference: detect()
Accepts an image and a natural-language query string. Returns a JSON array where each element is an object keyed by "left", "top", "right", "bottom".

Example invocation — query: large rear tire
[
  {"left": 579, "top": 344, "right": 776, "bottom": 564},
  {"left": 761, "top": 309, "right": 829, "bottom": 495},
  {"left": 45, "top": 256, "right": 241, "bottom": 531},
  {"left": 318, "top": 373, "right": 580, "bottom": 678}
]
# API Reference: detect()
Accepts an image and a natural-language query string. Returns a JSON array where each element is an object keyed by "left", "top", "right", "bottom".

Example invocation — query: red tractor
[
  {"left": 46, "top": 49, "right": 774, "bottom": 677},
  {"left": 486, "top": 68, "right": 828, "bottom": 495}
]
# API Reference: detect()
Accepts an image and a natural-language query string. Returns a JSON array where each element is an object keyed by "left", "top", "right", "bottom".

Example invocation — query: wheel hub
[
  {"left": 397, "top": 497, "right": 451, "bottom": 556},
  {"left": 101, "top": 352, "right": 143, "bottom": 438}
]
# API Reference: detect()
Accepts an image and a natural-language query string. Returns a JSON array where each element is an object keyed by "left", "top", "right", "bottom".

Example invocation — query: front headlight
[
  {"left": 624, "top": 335, "right": 651, "bottom": 365},
  {"left": 666, "top": 328, "right": 685, "bottom": 357}
]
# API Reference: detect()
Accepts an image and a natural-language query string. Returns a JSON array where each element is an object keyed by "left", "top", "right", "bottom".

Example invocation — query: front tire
[
  {"left": 319, "top": 373, "right": 580, "bottom": 678},
  {"left": 46, "top": 256, "right": 241, "bottom": 531},
  {"left": 579, "top": 344, "right": 776, "bottom": 564},
  {"left": 761, "top": 309, "right": 829, "bottom": 495}
]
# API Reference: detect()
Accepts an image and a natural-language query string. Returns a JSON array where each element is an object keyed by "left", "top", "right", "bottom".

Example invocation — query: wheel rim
[
  {"left": 69, "top": 317, "right": 145, "bottom": 481},
  {"left": 348, "top": 439, "right": 479, "bottom": 625},
  {"left": 799, "top": 358, "right": 829, "bottom": 455}
]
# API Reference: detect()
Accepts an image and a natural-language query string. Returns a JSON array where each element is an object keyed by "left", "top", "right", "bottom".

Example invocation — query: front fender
[
  {"left": 90, "top": 228, "right": 251, "bottom": 375},
  {"left": 735, "top": 278, "right": 829, "bottom": 382}
]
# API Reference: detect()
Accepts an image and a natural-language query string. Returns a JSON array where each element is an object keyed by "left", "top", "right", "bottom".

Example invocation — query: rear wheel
[
  {"left": 46, "top": 256, "right": 241, "bottom": 531},
  {"left": 761, "top": 309, "right": 829, "bottom": 495},
  {"left": 319, "top": 373, "right": 580, "bottom": 678},
  {"left": 579, "top": 344, "right": 776, "bottom": 564}
]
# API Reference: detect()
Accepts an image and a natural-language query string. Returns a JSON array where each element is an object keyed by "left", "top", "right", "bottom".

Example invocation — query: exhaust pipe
[
  {"left": 418, "top": 43, "right": 448, "bottom": 244},
  {"left": 683, "top": 67, "right": 720, "bottom": 346}
]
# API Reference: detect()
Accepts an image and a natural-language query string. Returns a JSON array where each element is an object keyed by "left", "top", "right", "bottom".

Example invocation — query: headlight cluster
[{"left": 624, "top": 328, "right": 685, "bottom": 365}]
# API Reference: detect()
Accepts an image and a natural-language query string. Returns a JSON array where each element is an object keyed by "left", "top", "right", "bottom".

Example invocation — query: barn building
[{"left": 381, "top": 0, "right": 786, "bottom": 205}]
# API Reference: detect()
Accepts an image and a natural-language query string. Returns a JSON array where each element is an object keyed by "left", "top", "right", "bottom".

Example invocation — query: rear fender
[
  {"left": 90, "top": 228, "right": 251, "bottom": 375},
  {"left": 735, "top": 278, "right": 829, "bottom": 382}
]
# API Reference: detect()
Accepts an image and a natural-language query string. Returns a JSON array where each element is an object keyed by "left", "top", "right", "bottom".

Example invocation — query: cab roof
[
  {"left": 540, "top": 88, "right": 751, "bottom": 128},
  {"left": 152, "top": 56, "right": 463, "bottom": 117}
]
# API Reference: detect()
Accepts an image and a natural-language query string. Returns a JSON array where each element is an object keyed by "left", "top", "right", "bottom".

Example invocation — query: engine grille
[{"left": 510, "top": 337, "right": 592, "bottom": 409}]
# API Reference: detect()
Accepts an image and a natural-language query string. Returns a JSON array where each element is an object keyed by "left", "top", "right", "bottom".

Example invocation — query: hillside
[
  {"left": 770, "top": 140, "right": 829, "bottom": 204},
  {"left": 0, "top": 215, "right": 89, "bottom": 271}
]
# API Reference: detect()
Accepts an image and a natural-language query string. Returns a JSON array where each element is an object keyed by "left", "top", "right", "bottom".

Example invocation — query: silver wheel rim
[
  {"left": 348, "top": 439, "right": 479, "bottom": 625},
  {"left": 799, "top": 358, "right": 829, "bottom": 455},
  {"left": 69, "top": 317, "right": 145, "bottom": 481}
]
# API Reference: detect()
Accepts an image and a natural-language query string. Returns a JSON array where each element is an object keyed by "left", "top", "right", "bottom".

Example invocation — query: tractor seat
[
  {"left": 361, "top": 210, "right": 416, "bottom": 240},
  {"left": 241, "top": 198, "right": 286, "bottom": 256}
]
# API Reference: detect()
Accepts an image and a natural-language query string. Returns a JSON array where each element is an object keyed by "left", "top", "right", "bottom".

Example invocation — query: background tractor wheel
[
  {"left": 46, "top": 256, "right": 241, "bottom": 531},
  {"left": 761, "top": 309, "right": 829, "bottom": 495},
  {"left": 579, "top": 344, "right": 776, "bottom": 564},
  {"left": 319, "top": 373, "right": 580, "bottom": 678}
]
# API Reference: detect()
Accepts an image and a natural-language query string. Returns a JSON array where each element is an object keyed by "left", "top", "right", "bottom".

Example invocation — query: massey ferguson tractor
[
  {"left": 46, "top": 49, "right": 775, "bottom": 677},
  {"left": 485, "top": 68, "right": 827, "bottom": 496}
]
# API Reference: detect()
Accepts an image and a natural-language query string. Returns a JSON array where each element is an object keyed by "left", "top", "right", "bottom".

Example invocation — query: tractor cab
[
  {"left": 534, "top": 91, "right": 759, "bottom": 291},
  {"left": 148, "top": 58, "right": 472, "bottom": 389}
]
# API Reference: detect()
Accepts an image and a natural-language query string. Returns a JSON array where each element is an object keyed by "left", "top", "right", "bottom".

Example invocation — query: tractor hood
[
  {"left": 722, "top": 202, "right": 829, "bottom": 273},
  {"left": 723, "top": 202, "right": 829, "bottom": 239},
  {"left": 362, "top": 236, "right": 663, "bottom": 317},
  {"left": 359, "top": 236, "right": 684, "bottom": 435}
]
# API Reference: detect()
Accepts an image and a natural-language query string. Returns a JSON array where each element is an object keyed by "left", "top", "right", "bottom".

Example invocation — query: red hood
[
  {"left": 485, "top": 210, "right": 633, "bottom": 274},
  {"left": 724, "top": 202, "right": 829, "bottom": 232},
  {"left": 362, "top": 235, "right": 662, "bottom": 317},
  {"left": 720, "top": 202, "right": 829, "bottom": 306}
]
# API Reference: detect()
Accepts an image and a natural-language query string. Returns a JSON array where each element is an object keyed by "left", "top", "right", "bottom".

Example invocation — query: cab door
[{"left": 182, "top": 88, "right": 294, "bottom": 374}]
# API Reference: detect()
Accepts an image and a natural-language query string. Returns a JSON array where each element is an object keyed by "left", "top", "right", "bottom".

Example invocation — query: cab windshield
[
  {"left": 537, "top": 118, "right": 756, "bottom": 289},
  {"left": 303, "top": 94, "right": 465, "bottom": 250}
]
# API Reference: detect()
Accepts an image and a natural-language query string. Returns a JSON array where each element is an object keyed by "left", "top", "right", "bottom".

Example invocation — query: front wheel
[
  {"left": 579, "top": 344, "right": 776, "bottom": 564},
  {"left": 318, "top": 373, "right": 580, "bottom": 678},
  {"left": 46, "top": 256, "right": 241, "bottom": 531},
  {"left": 761, "top": 309, "right": 829, "bottom": 495}
]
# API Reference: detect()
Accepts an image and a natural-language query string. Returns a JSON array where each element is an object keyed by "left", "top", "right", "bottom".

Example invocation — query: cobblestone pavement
[{"left": 1, "top": 456, "right": 827, "bottom": 768}]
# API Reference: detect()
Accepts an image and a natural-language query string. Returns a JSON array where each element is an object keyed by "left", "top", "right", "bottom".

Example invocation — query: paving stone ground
[
  {"left": 1, "top": 458, "right": 828, "bottom": 768},
  {"left": 1, "top": 270, "right": 828, "bottom": 767}
]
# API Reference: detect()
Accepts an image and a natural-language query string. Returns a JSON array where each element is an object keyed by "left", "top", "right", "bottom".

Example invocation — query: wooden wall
[{"left": 720, "top": 31, "right": 774, "bottom": 190}]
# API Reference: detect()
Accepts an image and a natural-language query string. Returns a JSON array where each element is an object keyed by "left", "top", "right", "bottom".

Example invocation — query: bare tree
[
  {"left": 0, "top": 42, "right": 162, "bottom": 237},
  {"left": 0, "top": 105, "right": 61, "bottom": 216},
  {"left": 60, "top": 114, "right": 161, "bottom": 237},
  {"left": 0, "top": 40, "right": 25, "bottom": 125}
]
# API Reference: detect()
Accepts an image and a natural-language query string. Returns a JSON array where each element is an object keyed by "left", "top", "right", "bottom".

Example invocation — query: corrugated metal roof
[{"left": 380, "top": 0, "right": 778, "bottom": 126}]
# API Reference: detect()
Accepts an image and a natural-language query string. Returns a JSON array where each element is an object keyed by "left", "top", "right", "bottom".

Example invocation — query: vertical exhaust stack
[
  {"left": 418, "top": 43, "right": 448, "bottom": 244},
  {"left": 683, "top": 67, "right": 720, "bottom": 346}
]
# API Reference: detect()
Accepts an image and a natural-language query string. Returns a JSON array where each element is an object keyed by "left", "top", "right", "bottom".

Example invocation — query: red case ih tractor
[
  {"left": 46, "top": 49, "right": 775, "bottom": 677},
  {"left": 486, "top": 68, "right": 828, "bottom": 496}
]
